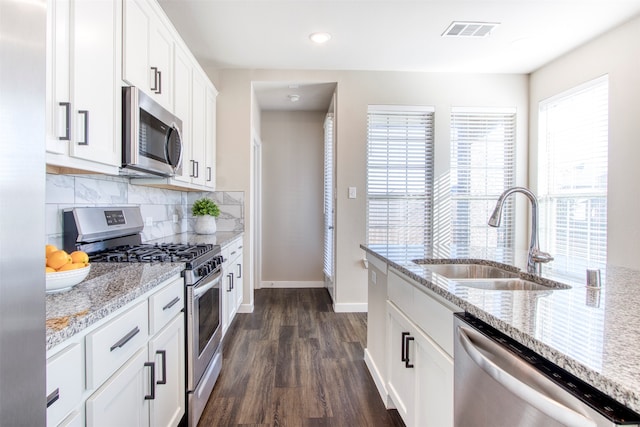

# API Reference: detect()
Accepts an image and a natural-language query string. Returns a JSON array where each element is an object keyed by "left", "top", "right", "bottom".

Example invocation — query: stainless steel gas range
[{"left": 64, "top": 206, "right": 223, "bottom": 427}]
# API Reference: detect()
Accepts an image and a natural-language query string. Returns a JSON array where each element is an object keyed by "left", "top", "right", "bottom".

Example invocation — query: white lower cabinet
[
  {"left": 46, "top": 274, "right": 185, "bottom": 427},
  {"left": 221, "top": 237, "right": 243, "bottom": 334},
  {"left": 147, "top": 315, "right": 185, "bottom": 427},
  {"left": 387, "top": 302, "right": 454, "bottom": 427},
  {"left": 86, "top": 348, "right": 151, "bottom": 427}
]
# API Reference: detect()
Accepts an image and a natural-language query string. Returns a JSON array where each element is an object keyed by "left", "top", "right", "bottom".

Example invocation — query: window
[
  {"left": 366, "top": 105, "right": 434, "bottom": 260},
  {"left": 449, "top": 108, "right": 516, "bottom": 257},
  {"left": 538, "top": 75, "right": 608, "bottom": 277},
  {"left": 323, "top": 113, "right": 334, "bottom": 279}
]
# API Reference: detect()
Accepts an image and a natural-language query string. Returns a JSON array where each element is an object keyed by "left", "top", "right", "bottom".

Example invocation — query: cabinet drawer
[
  {"left": 47, "top": 343, "right": 83, "bottom": 427},
  {"left": 149, "top": 277, "right": 184, "bottom": 335},
  {"left": 388, "top": 270, "right": 414, "bottom": 315},
  {"left": 413, "top": 289, "right": 455, "bottom": 357},
  {"left": 86, "top": 301, "right": 149, "bottom": 389}
]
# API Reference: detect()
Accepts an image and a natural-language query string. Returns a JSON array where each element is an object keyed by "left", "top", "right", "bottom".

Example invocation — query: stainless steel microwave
[{"left": 121, "top": 86, "right": 183, "bottom": 177}]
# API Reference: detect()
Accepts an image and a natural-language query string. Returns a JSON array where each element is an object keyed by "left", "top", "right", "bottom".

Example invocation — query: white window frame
[
  {"left": 366, "top": 105, "right": 435, "bottom": 260},
  {"left": 538, "top": 75, "right": 608, "bottom": 278},
  {"left": 449, "top": 107, "right": 517, "bottom": 257}
]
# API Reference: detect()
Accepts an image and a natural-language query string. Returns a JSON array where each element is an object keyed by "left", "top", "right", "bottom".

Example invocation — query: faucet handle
[{"left": 531, "top": 249, "right": 554, "bottom": 264}]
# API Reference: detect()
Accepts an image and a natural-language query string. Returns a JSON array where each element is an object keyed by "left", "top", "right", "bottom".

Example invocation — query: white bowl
[{"left": 46, "top": 264, "right": 91, "bottom": 293}]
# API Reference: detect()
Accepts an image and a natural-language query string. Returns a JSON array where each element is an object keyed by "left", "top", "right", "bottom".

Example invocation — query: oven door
[{"left": 186, "top": 268, "right": 222, "bottom": 390}]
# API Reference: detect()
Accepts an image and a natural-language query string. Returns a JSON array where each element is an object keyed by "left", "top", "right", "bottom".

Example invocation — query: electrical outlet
[
  {"left": 372, "top": 271, "right": 377, "bottom": 284},
  {"left": 172, "top": 214, "right": 179, "bottom": 224},
  {"left": 145, "top": 216, "right": 153, "bottom": 227}
]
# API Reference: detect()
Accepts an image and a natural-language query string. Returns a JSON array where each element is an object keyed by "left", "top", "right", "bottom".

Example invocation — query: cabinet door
[
  {"left": 172, "top": 45, "right": 192, "bottom": 183},
  {"left": 46, "top": 0, "right": 71, "bottom": 154},
  {"left": 190, "top": 72, "right": 206, "bottom": 186},
  {"left": 70, "top": 0, "right": 120, "bottom": 166},
  {"left": 122, "top": 0, "right": 150, "bottom": 91},
  {"left": 386, "top": 304, "right": 416, "bottom": 424},
  {"left": 204, "top": 86, "right": 217, "bottom": 189},
  {"left": 148, "top": 19, "right": 173, "bottom": 110},
  {"left": 148, "top": 314, "right": 185, "bottom": 427},
  {"left": 86, "top": 348, "right": 151, "bottom": 427},
  {"left": 414, "top": 334, "right": 454, "bottom": 427},
  {"left": 46, "top": 343, "right": 82, "bottom": 427},
  {"left": 233, "top": 248, "right": 243, "bottom": 311}
]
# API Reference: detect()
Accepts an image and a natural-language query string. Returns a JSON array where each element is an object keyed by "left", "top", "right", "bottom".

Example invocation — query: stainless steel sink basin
[
  {"left": 453, "top": 279, "right": 569, "bottom": 291},
  {"left": 420, "top": 263, "right": 519, "bottom": 279}
]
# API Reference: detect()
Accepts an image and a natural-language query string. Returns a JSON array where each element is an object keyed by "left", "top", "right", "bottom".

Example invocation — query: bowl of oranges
[{"left": 46, "top": 245, "right": 91, "bottom": 293}]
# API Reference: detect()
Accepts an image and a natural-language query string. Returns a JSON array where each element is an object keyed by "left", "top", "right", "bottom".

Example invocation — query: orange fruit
[
  {"left": 70, "top": 251, "right": 89, "bottom": 265},
  {"left": 57, "top": 262, "right": 85, "bottom": 272},
  {"left": 45, "top": 244, "right": 58, "bottom": 257},
  {"left": 47, "top": 250, "right": 72, "bottom": 269},
  {"left": 45, "top": 267, "right": 56, "bottom": 273}
]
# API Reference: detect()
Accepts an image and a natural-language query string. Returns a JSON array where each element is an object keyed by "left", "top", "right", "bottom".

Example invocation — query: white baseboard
[
  {"left": 260, "top": 281, "right": 325, "bottom": 288},
  {"left": 333, "top": 302, "right": 368, "bottom": 313},
  {"left": 364, "top": 348, "right": 390, "bottom": 407},
  {"left": 237, "top": 303, "right": 254, "bottom": 313}
]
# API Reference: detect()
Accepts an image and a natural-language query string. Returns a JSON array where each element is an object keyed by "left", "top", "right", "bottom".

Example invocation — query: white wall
[
  {"left": 529, "top": 15, "right": 640, "bottom": 269},
  {"left": 261, "top": 110, "right": 325, "bottom": 283},
  {"left": 213, "top": 68, "right": 529, "bottom": 310}
]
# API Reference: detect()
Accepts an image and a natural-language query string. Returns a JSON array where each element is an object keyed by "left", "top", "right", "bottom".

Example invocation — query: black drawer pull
[
  {"left": 59, "top": 102, "right": 70, "bottom": 141},
  {"left": 46, "top": 388, "right": 60, "bottom": 408},
  {"left": 162, "top": 296, "right": 180, "bottom": 311},
  {"left": 401, "top": 332, "right": 410, "bottom": 362},
  {"left": 144, "top": 362, "right": 156, "bottom": 400},
  {"left": 110, "top": 326, "right": 140, "bottom": 352}
]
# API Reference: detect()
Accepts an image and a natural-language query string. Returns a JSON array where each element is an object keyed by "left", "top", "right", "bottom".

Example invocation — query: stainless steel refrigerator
[{"left": 0, "top": 0, "right": 47, "bottom": 425}]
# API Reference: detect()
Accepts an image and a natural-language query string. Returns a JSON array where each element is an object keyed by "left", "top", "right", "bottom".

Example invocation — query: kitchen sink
[
  {"left": 418, "top": 263, "right": 519, "bottom": 279},
  {"left": 453, "top": 278, "right": 570, "bottom": 291}
]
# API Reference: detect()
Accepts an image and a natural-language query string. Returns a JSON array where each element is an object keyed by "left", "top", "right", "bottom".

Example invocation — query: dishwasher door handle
[{"left": 457, "top": 325, "right": 597, "bottom": 427}]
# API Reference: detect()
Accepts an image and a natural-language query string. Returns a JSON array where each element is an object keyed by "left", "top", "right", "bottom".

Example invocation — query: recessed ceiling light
[
  {"left": 309, "top": 32, "right": 331, "bottom": 44},
  {"left": 442, "top": 21, "right": 500, "bottom": 38},
  {"left": 288, "top": 94, "right": 300, "bottom": 102}
]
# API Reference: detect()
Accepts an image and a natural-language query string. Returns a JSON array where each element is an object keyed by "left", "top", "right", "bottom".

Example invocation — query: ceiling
[{"left": 157, "top": 0, "right": 640, "bottom": 110}]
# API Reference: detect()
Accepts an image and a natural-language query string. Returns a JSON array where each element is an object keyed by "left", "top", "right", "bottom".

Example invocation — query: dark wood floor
[{"left": 198, "top": 288, "right": 405, "bottom": 427}]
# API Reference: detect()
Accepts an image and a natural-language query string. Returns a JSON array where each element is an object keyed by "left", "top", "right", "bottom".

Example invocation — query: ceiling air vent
[{"left": 442, "top": 21, "right": 500, "bottom": 38}]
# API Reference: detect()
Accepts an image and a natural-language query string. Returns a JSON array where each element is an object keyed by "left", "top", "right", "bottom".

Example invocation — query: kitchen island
[{"left": 361, "top": 244, "right": 640, "bottom": 415}]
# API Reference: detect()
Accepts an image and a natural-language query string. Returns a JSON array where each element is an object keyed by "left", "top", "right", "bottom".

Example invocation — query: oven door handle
[{"left": 193, "top": 270, "right": 222, "bottom": 298}]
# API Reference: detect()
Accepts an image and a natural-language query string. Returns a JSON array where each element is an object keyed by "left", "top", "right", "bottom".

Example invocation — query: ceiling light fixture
[
  {"left": 309, "top": 32, "right": 331, "bottom": 44},
  {"left": 288, "top": 94, "right": 300, "bottom": 102}
]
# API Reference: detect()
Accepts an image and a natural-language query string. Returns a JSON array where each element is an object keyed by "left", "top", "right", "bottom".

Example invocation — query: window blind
[
  {"left": 538, "top": 76, "right": 608, "bottom": 278},
  {"left": 366, "top": 106, "right": 435, "bottom": 260},
  {"left": 323, "top": 114, "right": 334, "bottom": 279},
  {"left": 450, "top": 108, "right": 516, "bottom": 255}
]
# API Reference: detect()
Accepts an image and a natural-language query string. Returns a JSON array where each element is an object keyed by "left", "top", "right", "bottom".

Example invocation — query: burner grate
[{"left": 89, "top": 243, "right": 215, "bottom": 264}]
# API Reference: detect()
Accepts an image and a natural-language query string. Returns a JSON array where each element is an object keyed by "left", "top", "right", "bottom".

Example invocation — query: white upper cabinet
[
  {"left": 46, "top": 0, "right": 121, "bottom": 174},
  {"left": 123, "top": 0, "right": 173, "bottom": 111},
  {"left": 171, "top": 44, "right": 193, "bottom": 184},
  {"left": 205, "top": 86, "right": 218, "bottom": 189}
]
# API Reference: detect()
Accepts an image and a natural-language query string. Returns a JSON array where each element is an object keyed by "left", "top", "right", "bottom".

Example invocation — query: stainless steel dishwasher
[{"left": 454, "top": 313, "right": 640, "bottom": 427}]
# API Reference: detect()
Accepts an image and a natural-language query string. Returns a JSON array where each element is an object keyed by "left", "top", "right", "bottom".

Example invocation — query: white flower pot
[{"left": 194, "top": 215, "right": 217, "bottom": 234}]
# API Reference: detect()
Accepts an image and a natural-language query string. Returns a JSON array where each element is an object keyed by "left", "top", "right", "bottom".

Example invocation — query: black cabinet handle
[
  {"left": 59, "top": 102, "right": 70, "bottom": 141},
  {"left": 237, "top": 263, "right": 242, "bottom": 279},
  {"left": 207, "top": 166, "right": 212, "bottom": 182},
  {"left": 77, "top": 110, "right": 89, "bottom": 145},
  {"left": 150, "top": 67, "right": 159, "bottom": 92},
  {"left": 193, "top": 161, "right": 199, "bottom": 178},
  {"left": 401, "top": 332, "right": 410, "bottom": 362},
  {"left": 144, "top": 362, "right": 156, "bottom": 400},
  {"left": 157, "top": 70, "right": 162, "bottom": 94},
  {"left": 227, "top": 273, "right": 232, "bottom": 292},
  {"left": 162, "top": 296, "right": 180, "bottom": 311},
  {"left": 405, "top": 336, "right": 415, "bottom": 369},
  {"left": 156, "top": 350, "right": 167, "bottom": 385},
  {"left": 110, "top": 326, "right": 140, "bottom": 352},
  {"left": 46, "top": 388, "right": 60, "bottom": 408}
]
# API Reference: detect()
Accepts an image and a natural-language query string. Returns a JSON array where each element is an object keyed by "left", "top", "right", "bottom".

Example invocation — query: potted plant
[{"left": 192, "top": 198, "right": 220, "bottom": 234}]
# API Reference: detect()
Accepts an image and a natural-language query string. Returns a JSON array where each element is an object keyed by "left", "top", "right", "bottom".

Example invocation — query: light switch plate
[{"left": 348, "top": 186, "right": 357, "bottom": 199}]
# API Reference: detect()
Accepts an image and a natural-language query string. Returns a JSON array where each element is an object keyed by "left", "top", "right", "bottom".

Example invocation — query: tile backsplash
[{"left": 46, "top": 174, "right": 244, "bottom": 248}]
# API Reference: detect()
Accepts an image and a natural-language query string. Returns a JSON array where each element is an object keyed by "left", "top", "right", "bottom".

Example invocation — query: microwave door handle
[
  {"left": 457, "top": 326, "right": 596, "bottom": 427},
  {"left": 193, "top": 271, "right": 222, "bottom": 298}
]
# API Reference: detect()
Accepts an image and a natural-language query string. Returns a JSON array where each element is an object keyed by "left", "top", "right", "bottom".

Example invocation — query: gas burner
[{"left": 90, "top": 243, "right": 215, "bottom": 264}]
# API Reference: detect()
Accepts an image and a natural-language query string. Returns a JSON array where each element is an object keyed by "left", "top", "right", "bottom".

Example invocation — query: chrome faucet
[{"left": 488, "top": 187, "right": 553, "bottom": 275}]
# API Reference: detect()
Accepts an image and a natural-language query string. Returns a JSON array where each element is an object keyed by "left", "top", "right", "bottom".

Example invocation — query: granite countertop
[
  {"left": 361, "top": 244, "right": 640, "bottom": 414},
  {"left": 46, "top": 231, "right": 244, "bottom": 351}
]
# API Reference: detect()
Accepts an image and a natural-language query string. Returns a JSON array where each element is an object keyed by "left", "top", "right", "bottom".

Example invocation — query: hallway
[{"left": 198, "top": 288, "right": 404, "bottom": 426}]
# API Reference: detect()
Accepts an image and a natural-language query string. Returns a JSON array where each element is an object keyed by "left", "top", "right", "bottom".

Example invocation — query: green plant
[{"left": 192, "top": 198, "right": 220, "bottom": 217}]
